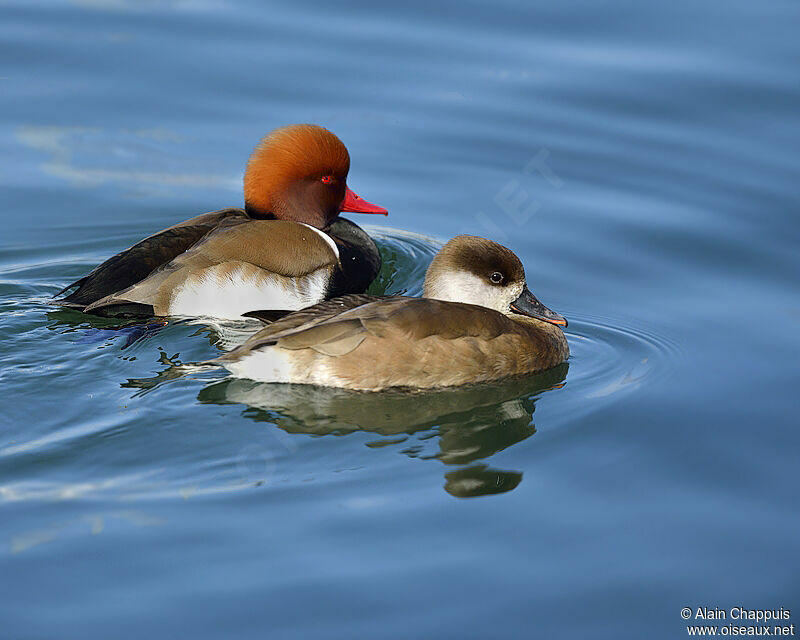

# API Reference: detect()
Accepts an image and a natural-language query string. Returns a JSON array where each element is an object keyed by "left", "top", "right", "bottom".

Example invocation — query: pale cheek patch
[
  {"left": 426, "top": 272, "right": 486, "bottom": 304},
  {"left": 426, "top": 272, "right": 517, "bottom": 313},
  {"left": 167, "top": 264, "right": 330, "bottom": 319},
  {"left": 505, "top": 282, "right": 525, "bottom": 313}
]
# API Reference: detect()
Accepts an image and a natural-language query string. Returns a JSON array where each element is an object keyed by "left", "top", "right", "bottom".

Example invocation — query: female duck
[
  {"left": 213, "top": 235, "right": 569, "bottom": 390},
  {"left": 53, "top": 124, "right": 387, "bottom": 319}
]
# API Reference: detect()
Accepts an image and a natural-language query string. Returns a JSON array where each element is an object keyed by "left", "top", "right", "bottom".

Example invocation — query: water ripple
[
  {"left": 1, "top": 228, "right": 680, "bottom": 504},
  {"left": 564, "top": 312, "right": 681, "bottom": 406}
]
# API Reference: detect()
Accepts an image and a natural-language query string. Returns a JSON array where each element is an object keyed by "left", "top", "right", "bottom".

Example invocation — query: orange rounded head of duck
[{"left": 243, "top": 124, "right": 388, "bottom": 229}]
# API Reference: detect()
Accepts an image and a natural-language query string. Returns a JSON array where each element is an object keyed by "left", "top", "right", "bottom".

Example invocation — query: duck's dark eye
[
  {"left": 321, "top": 175, "right": 334, "bottom": 184},
  {"left": 489, "top": 271, "right": 504, "bottom": 284}
]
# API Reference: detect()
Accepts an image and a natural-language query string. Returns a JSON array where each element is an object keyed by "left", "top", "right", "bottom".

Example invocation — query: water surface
[{"left": 1, "top": 0, "right": 799, "bottom": 638}]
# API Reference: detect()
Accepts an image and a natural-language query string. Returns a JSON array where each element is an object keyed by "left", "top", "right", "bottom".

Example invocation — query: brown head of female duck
[
  {"left": 53, "top": 124, "right": 387, "bottom": 319},
  {"left": 213, "top": 235, "right": 569, "bottom": 391}
]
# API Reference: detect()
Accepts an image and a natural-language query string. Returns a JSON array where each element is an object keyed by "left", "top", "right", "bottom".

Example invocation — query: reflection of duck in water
[
  {"left": 197, "top": 364, "right": 568, "bottom": 497},
  {"left": 212, "top": 235, "right": 569, "bottom": 390}
]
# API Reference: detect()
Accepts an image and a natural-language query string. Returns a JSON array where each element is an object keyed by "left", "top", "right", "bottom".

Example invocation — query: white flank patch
[
  {"left": 167, "top": 263, "right": 329, "bottom": 319},
  {"left": 224, "top": 349, "right": 296, "bottom": 384},
  {"left": 224, "top": 351, "right": 353, "bottom": 387},
  {"left": 298, "top": 223, "right": 340, "bottom": 261}
]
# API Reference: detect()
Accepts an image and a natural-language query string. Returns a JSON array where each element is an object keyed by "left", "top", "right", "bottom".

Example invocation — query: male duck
[
  {"left": 212, "top": 235, "right": 569, "bottom": 390},
  {"left": 53, "top": 124, "right": 387, "bottom": 319}
]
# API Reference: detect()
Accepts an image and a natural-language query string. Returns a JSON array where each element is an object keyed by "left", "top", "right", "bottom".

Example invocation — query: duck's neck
[
  {"left": 509, "top": 314, "right": 563, "bottom": 334},
  {"left": 244, "top": 205, "right": 276, "bottom": 220},
  {"left": 245, "top": 204, "right": 330, "bottom": 229},
  {"left": 510, "top": 314, "right": 569, "bottom": 355},
  {"left": 325, "top": 217, "right": 382, "bottom": 297}
]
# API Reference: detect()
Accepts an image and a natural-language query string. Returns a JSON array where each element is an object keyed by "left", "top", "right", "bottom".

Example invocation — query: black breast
[{"left": 326, "top": 217, "right": 382, "bottom": 297}]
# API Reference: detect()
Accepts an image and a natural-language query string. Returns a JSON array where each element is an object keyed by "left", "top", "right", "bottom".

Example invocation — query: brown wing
[
  {"left": 352, "top": 298, "right": 513, "bottom": 341},
  {"left": 230, "top": 294, "right": 390, "bottom": 355},
  {"left": 223, "top": 297, "right": 517, "bottom": 360},
  {"left": 171, "top": 218, "right": 339, "bottom": 277},
  {"left": 54, "top": 208, "right": 248, "bottom": 309},
  {"left": 81, "top": 219, "right": 343, "bottom": 316},
  {"left": 280, "top": 299, "right": 568, "bottom": 386},
  {"left": 242, "top": 294, "right": 387, "bottom": 327},
  {"left": 217, "top": 297, "right": 569, "bottom": 388}
]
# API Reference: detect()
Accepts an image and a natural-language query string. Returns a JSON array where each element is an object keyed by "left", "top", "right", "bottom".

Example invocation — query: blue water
[{"left": 1, "top": 0, "right": 799, "bottom": 638}]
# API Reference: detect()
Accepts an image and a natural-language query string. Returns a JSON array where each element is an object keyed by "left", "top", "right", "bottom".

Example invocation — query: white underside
[
  {"left": 223, "top": 349, "right": 346, "bottom": 387},
  {"left": 167, "top": 264, "right": 329, "bottom": 320},
  {"left": 223, "top": 349, "right": 299, "bottom": 384}
]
